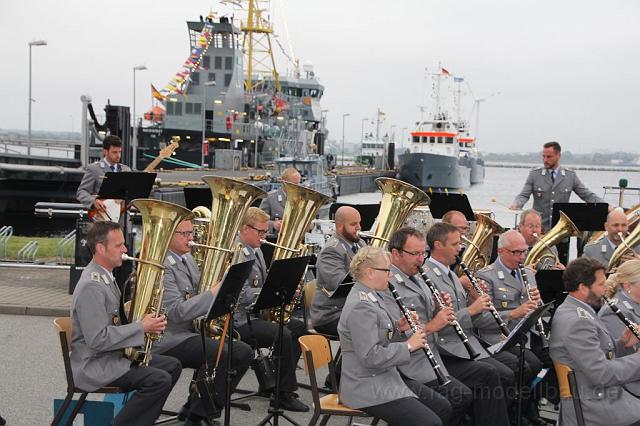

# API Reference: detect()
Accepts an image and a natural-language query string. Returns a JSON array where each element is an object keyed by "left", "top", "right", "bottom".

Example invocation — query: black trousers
[
  {"left": 107, "top": 354, "right": 182, "bottom": 426},
  {"left": 314, "top": 321, "right": 338, "bottom": 337},
  {"left": 362, "top": 396, "right": 444, "bottom": 426},
  {"left": 442, "top": 356, "right": 510, "bottom": 426},
  {"left": 237, "top": 317, "right": 306, "bottom": 392},
  {"left": 412, "top": 376, "right": 473, "bottom": 426},
  {"left": 163, "top": 334, "right": 253, "bottom": 416}
]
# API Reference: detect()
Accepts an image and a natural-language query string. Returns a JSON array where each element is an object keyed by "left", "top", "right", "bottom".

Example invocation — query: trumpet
[
  {"left": 518, "top": 263, "right": 549, "bottom": 349},
  {"left": 603, "top": 296, "right": 640, "bottom": 341},
  {"left": 418, "top": 266, "right": 480, "bottom": 359},
  {"left": 456, "top": 256, "right": 511, "bottom": 338},
  {"left": 389, "top": 277, "right": 450, "bottom": 386}
]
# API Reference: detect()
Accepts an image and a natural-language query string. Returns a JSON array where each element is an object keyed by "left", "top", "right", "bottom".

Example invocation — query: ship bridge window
[
  {"left": 208, "top": 73, "right": 216, "bottom": 82},
  {"left": 203, "top": 56, "right": 210, "bottom": 69},
  {"left": 191, "top": 72, "right": 200, "bottom": 86},
  {"left": 185, "top": 102, "right": 202, "bottom": 115},
  {"left": 214, "top": 56, "right": 222, "bottom": 69},
  {"left": 167, "top": 101, "right": 183, "bottom": 116},
  {"left": 445, "top": 137, "right": 453, "bottom": 144},
  {"left": 309, "top": 88, "right": 319, "bottom": 97},
  {"left": 412, "top": 136, "right": 419, "bottom": 143},
  {"left": 225, "top": 57, "right": 233, "bottom": 70}
]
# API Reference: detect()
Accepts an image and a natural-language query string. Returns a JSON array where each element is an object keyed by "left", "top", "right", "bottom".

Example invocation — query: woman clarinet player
[{"left": 338, "top": 246, "right": 450, "bottom": 426}]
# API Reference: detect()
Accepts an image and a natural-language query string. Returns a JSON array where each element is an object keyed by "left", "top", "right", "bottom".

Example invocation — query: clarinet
[
  {"left": 603, "top": 296, "right": 640, "bottom": 341},
  {"left": 457, "top": 256, "right": 511, "bottom": 338},
  {"left": 518, "top": 263, "right": 549, "bottom": 349},
  {"left": 388, "top": 279, "right": 451, "bottom": 386},
  {"left": 418, "top": 266, "right": 480, "bottom": 359}
]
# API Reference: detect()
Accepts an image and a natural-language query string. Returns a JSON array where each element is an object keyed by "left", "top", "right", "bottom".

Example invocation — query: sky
[{"left": 1, "top": 0, "right": 639, "bottom": 153}]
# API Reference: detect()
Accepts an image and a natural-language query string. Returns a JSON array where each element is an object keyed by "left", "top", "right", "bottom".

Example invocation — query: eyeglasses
[
  {"left": 174, "top": 230, "right": 194, "bottom": 237},
  {"left": 505, "top": 248, "right": 529, "bottom": 257},
  {"left": 401, "top": 249, "right": 428, "bottom": 258},
  {"left": 248, "top": 224, "right": 269, "bottom": 236},
  {"left": 371, "top": 267, "right": 391, "bottom": 273},
  {"left": 521, "top": 224, "right": 541, "bottom": 230}
]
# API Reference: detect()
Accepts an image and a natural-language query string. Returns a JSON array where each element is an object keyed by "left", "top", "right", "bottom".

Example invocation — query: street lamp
[
  {"left": 132, "top": 64, "right": 147, "bottom": 170},
  {"left": 360, "top": 117, "right": 367, "bottom": 155},
  {"left": 202, "top": 81, "right": 217, "bottom": 167},
  {"left": 28, "top": 39, "right": 47, "bottom": 152},
  {"left": 341, "top": 113, "right": 350, "bottom": 167}
]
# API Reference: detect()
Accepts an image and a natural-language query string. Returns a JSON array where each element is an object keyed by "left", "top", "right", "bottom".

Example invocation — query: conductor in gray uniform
[
  {"left": 310, "top": 205, "right": 366, "bottom": 336},
  {"left": 76, "top": 135, "right": 132, "bottom": 211},
  {"left": 154, "top": 219, "right": 253, "bottom": 425},
  {"left": 549, "top": 257, "right": 640, "bottom": 426},
  {"left": 338, "top": 245, "right": 448, "bottom": 426},
  {"left": 69, "top": 221, "right": 181, "bottom": 426},
  {"left": 583, "top": 208, "right": 640, "bottom": 268},
  {"left": 510, "top": 141, "right": 606, "bottom": 231},
  {"left": 259, "top": 167, "right": 301, "bottom": 235}
]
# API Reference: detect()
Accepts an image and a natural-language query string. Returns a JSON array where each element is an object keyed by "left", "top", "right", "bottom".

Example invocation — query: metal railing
[
  {"left": 16, "top": 240, "right": 38, "bottom": 263},
  {"left": 56, "top": 230, "right": 76, "bottom": 265},
  {"left": 0, "top": 225, "right": 13, "bottom": 259}
]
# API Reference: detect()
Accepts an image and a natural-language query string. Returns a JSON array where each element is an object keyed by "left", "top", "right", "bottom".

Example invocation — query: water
[{"left": 338, "top": 166, "right": 640, "bottom": 229}]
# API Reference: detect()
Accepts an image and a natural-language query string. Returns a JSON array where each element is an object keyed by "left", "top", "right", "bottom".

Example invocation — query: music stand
[
  {"left": 201, "top": 260, "right": 255, "bottom": 426},
  {"left": 496, "top": 301, "right": 554, "bottom": 426},
  {"left": 184, "top": 187, "right": 211, "bottom": 210},
  {"left": 428, "top": 192, "right": 475, "bottom": 221},
  {"left": 551, "top": 202, "right": 608, "bottom": 231},
  {"left": 329, "top": 203, "right": 379, "bottom": 231},
  {"left": 253, "top": 256, "right": 311, "bottom": 426},
  {"left": 535, "top": 270, "right": 567, "bottom": 306}
]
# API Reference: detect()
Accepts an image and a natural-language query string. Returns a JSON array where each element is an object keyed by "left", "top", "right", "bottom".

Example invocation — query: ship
[{"left": 398, "top": 67, "right": 484, "bottom": 190}]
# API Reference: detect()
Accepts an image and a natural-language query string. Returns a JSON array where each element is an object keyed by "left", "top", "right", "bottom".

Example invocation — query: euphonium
[
  {"left": 458, "top": 213, "right": 504, "bottom": 274},
  {"left": 196, "top": 176, "right": 266, "bottom": 335},
  {"left": 608, "top": 228, "right": 640, "bottom": 272},
  {"left": 369, "top": 178, "right": 430, "bottom": 249},
  {"left": 191, "top": 206, "right": 212, "bottom": 269},
  {"left": 587, "top": 202, "right": 640, "bottom": 245},
  {"left": 263, "top": 182, "right": 331, "bottom": 323},
  {"left": 524, "top": 211, "right": 578, "bottom": 269},
  {"left": 124, "top": 199, "right": 194, "bottom": 366}
]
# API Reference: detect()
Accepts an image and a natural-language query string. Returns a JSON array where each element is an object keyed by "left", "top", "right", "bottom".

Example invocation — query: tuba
[
  {"left": 458, "top": 213, "right": 504, "bottom": 274},
  {"left": 124, "top": 199, "right": 194, "bottom": 366},
  {"left": 608, "top": 228, "right": 640, "bottom": 272},
  {"left": 196, "top": 176, "right": 266, "bottom": 335},
  {"left": 263, "top": 182, "right": 331, "bottom": 323},
  {"left": 191, "top": 206, "right": 211, "bottom": 269},
  {"left": 369, "top": 178, "right": 431, "bottom": 248},
  {"left": 524, "top": 211, "right": 579, "bottom": 269},
  {"left": 587, "top": 202, "right": 640, "bottom": 245}
]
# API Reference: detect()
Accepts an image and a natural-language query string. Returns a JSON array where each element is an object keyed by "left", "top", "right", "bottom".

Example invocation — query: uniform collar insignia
[
  {"left": 90, "top": 271, "right": 100, "bottom": 282},
  {"left": 497, "top": 270, "right": 505, "bottom": 280},
  {"left": 359, "top": 291, "right": 369, "bottom": 302},
  {"left": 168, "top": 255, "right": 177, "bottom": 265},
  {"left": 433, "top": 268, "right": 442, "bottom": 277},
  {"left": 101, "top": 274, "right": 111, "bottom": 285},
  {"left": 541, "top": 169, "right": 546, "bottom": 175},
  {"left": 623, "top": 300, "right": 633, "bottom": 310},
  {"left": 367, "top": 292, "right": 378, "bottom": 302},
  {"left": 576, "top": 307, "right": 594, "bottom": 320},
  {"left": 243, "top": 247, "right": 251, "bottom": 256}
]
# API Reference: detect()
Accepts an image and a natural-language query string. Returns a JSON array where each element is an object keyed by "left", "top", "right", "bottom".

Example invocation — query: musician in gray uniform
[
  {"left": 310, "top": 205, "right": 366, "bottom": 336},
  {"left": 385, "top": 227, "right": 509, "bottom": 426},
  {"left": 510, "top": 141, "right": 606, "bottom": 231},
  {"left": 518, "top": 209, "right": 563, "bottom": 270},
  {"left": 76, "top": 135, "right": 132, "bottom": 211},
  {"left": 338, "top": 245, "right": 448, "bottom": 426},
  {"left": 69, "top": 221, "right": 181, "bottom": 426},
  {"left": 550, "top": 257, "right": 640, "bottom": 426},
  {"left": 583, "top": 208, "right": 640, "bottom": 267},
  {"left": 154, "top": 220, "right": 253, "bottom": 425},
  {"left": 259, "top": 167, "right": 301, "bottom": 235},
  {"left": 233, "top": 207, "right": 309, "bottom": 412}
]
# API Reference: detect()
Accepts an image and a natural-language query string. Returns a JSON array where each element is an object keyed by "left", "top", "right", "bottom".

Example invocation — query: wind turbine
[{"left": 470, "top": 91, "right": 500, "bottom": 144}]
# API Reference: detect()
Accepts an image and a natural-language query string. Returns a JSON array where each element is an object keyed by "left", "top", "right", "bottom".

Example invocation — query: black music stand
[
  {"left": 551, "top": 202, "right": 608, "bottom": 231},
  {"left": 184, "top": 187, "right": 211, "bottom": 210},
  {"left": 202, "top": 260, "right": 255, "bottom": 426},
  {"left": 535, "top": 270, "right": 567, "bottom": 307},
  {"left": 496, "top": 301, "right": 554, "bottom": 426},
  {"left": 253, "top": 256, "right": 311, "bottom": 426},
  {"left": 428, "top": 192, "right": 475, "bottom": 221},
  {"left": 329, "top": 203, "right": 379, "bottom": 231}
]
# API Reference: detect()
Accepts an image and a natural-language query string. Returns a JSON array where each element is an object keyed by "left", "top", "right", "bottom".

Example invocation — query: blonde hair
[
  {"left": 605, "top": 259, "right": 640, "bottom": 298},
  {"left": 281, "top": 167, "right": 300, "bottom": 182},
  {"left": 350, "top": 246, "right": 389, "bottom": 281},
  {"left": 242, "top": 206, "right": 269, "bottom": 227}
]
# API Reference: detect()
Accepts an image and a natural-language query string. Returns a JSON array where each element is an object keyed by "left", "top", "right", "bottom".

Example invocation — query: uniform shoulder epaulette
[
  {"left": 576, "top": 307, "right": 594, "bottom": 320},
  {"left": 478, "top": 264, "right": 494, "bottom": 273},
  {"left": 358, "top": 291, "right": 370, "bottom": 302},
  {"left": 562, "top": 167, "right": 575, "bottom": 173},
  {"left": 325, "top": 237, "right": 339, "bottom": 248},
  {"left": 90, "top": 271, "right": 101, "bottom": 282},
  {"left": 531, "top": 166, "right": 543, "bottom": 171}
]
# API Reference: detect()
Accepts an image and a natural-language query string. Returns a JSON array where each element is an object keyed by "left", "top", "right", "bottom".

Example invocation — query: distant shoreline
[{"left": 485, "top": 162, "right": 640, "bottom": 172}]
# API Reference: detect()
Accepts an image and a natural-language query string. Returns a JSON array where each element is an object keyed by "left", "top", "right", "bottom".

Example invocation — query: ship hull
[
  {"left": 470, "top": 158, "right": 485, "bottom": 184},
  {"left": 399, "top": 152, "right": 471, "bottom": 190}
]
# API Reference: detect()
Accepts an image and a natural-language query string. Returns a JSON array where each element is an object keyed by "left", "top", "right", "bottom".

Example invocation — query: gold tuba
[
  {"left": 369, "top": 178, "right": 431, "bottom": 248},
  {"left": 196, "top": 176, "right": 266, "bottom": 335},
  {"left": 524, "top": 211, "right": 579, "bottom": 269},
  {"left": 263, "top": 182, "right": 332, "bottom": 323},
  {"left": 587, "top": 202, "right": 640, "bottom": 245},
  {"left": 124, "top": 199, "right": 195, "bottom": 366},
  {"left": 191, "top": 206, "right": 212, "bottom": 269},
  {"left": 458, "top": 213, "right": 504, "bottom": 274},
  {"left": 608, "top": 228, "right": 640, "bottom": 272}
]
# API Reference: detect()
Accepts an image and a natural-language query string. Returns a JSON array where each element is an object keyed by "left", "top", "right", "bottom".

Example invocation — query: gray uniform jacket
[
  {"left": 549, "top": 295, "right": 640, "bottom": 426},
  {"left": 337, "top": 281, "right": 416, "bottom": 409},
  {"left": 382, "top": 265, "right": 450, "bottom": 383},
  {"left": 259, "top": 188, "right": 286, "bottom": 234},
  {"left": 475, "top": 261, "right": 538, "bottom": 345},
  {"left": 76, "top": 159, "right": 132, "bottom": 209},
  {"left": 422, "top": 258, "right": 492, "bottom": 359},
  {"left": 233, "top": 236, "right": 268, "bottom": 328},
  {"left": 154, "top": 252, "right": 214, "bottom": 353},
  {"left": 310, "top": 234, "right": 366, "bottom": 328},
  {"left": 582, "top": 238, "right": 640, "bottom": 268},
  {"left": 70, "top": 260, "right": 145, "bottom": 392},
  {"left": 511, "top": 166, "right": 605, "bottom": 230}
]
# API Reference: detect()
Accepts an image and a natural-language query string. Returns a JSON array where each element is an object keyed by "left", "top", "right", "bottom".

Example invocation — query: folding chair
[{"left": 553, "top": 361, "right": 585, "bottom": 426}]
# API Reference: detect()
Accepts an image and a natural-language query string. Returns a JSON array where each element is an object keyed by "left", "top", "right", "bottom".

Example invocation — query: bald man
[
  {"left": 310, "top": 206, "right": 366, "bottom": 335},
  {"left": 583, "top": 208, "right": 640, "bottom": 267},
  {"left": 259, "top": 167, "right": 301, "bottom": 235},
  {"left": 442, "top": 210, "right": 470, "bottom": 238}
]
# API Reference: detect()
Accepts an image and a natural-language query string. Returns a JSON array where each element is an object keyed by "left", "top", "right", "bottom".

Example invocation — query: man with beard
[
  {"left": 582, "top": 208, "right": 640, "bottom": 268},
  {"left": 549, "top": 257, "right": 640, "bottom": 426}
]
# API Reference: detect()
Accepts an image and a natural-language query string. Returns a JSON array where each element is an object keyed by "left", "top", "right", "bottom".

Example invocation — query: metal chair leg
[
  {"left": 64, "top": 393, "right": 87, "bottom": 426},
  {"left": 308, "top": 411, "right": 321, "bottom": 426},
  {"left": 51, "top": 392, "right": 74, "bottom": 426},
  {"left": 319, "top": 414, "right": 331, "bottom": 426}
]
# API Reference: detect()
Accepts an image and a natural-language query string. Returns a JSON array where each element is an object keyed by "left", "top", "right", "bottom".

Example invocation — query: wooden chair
[
  {"left": 553, "top": 361, "right": 585, "bottom": 426},
  {"left": 299, "top": 335, "right": 378, "bottom": 426},
  {"left": 51, "top": 317, "right": 125, "bottom": 426}
]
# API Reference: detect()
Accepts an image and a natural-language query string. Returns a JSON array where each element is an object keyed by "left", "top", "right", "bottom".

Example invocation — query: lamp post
[
  {"left": 202, "top": 81, "right": 217, "bottom": 167},
  {"left": 341, "top": 113, "right": 350, "bottom": 167},
  {"left": 360, "top": 117, "right": 367, "bottom": 155},
  {"left": 28, "top": 40, "right": 47, "bottom": 153},
  {"left": 132, "top": 64, "right": 147, "bottom": 170},
  {"left": 401, "top": 127, "right": 407, "bottom": 151}
]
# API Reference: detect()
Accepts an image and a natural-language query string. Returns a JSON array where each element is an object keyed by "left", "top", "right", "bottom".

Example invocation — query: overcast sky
[{"left": 2, "top": 0, "right": 639, "bottom": 153}]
